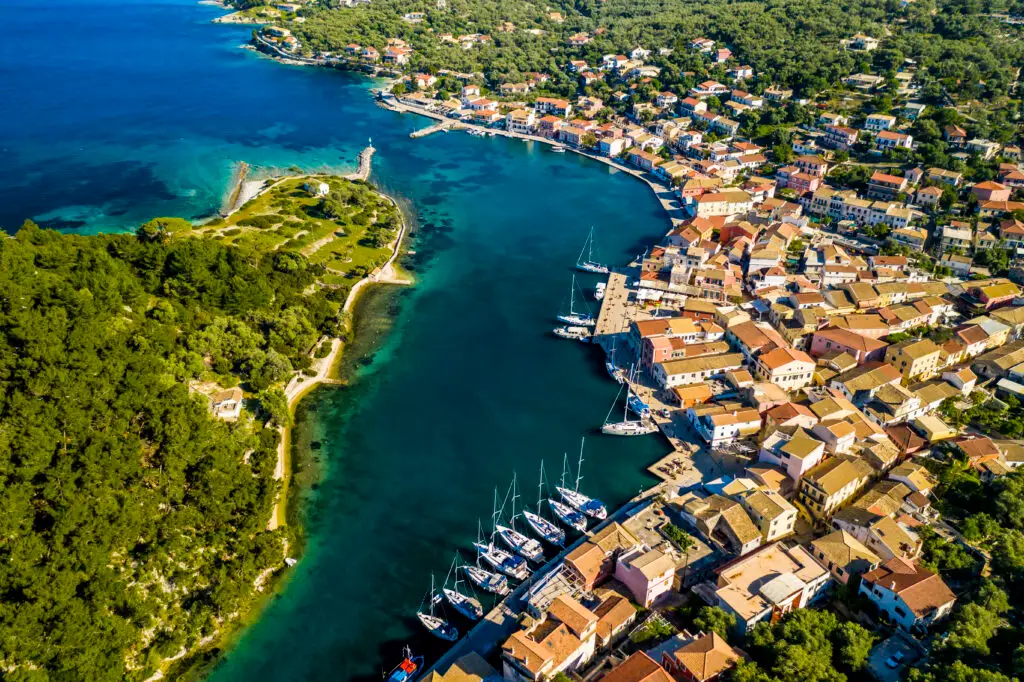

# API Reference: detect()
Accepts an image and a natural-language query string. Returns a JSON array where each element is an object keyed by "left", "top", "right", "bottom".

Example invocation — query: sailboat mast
[
  {"left": 537, "top": 461, "right": 544, "bottom": 515},
  {"left": 575, "top": 438, "right": 585, "bottom": 491},
  {"left": 510, "top": 473, "right": 519, "bottom": 530},
  {"left": 561, "top": 453, "right": 568, "bottom": 488},
  {"left": 569, "top": 275, "right": 576, "bottom": 315},
  {"left": 588, "top": 227, "right": 595, "bottom": 264}
]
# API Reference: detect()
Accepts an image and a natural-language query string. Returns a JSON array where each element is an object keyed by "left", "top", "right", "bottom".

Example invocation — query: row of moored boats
[{"left": 415, "top": 444, "right": 607, "bottom": 642}]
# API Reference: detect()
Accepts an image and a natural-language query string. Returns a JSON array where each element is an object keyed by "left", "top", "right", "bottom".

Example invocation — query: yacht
[
  {"left": 442, "top": 555, "right": 484, "bottom": 620},
  {"left": 602, "top": 367, "right": 658, "bottom": 437},
  {"left": 473, "top": 541, "right": 531, "bottom": 580},
  {"left": 553, "top": 325, "right": 591, "bottom": 342},
  {"left": 556, "top": 274, "right": 596, "bottom": 327},
  {"left": 576, "top": 227, "right": 610, "bottom": 274},
  {"left": 548, "top": 498, "right": 588, "bottom": 532},
  {"left": 557, "top": 486, "right": 608, "bottom": 520},
  {"left": 523, "top": 510, "right": 565, "bottom": 546},
  {"left": 416, "top": 575, "right": 458, "bottom": 641},
  {"left": 594, "top": 281, "right": 606, "bottom": 301},
  {"left": 603, "top": 420, "right": 659, "bottom": 436},
  {"left": 462, "top": 564, "right": 510, "bottom": 595},
  {"left": 443, "top": 587, "right": 483, "bottom": 620},
  {"left": 556, "top": 440, "right": 608, "bottom": 520},
  {"left": 550, "top": 145, "right": 567, "bottom": 153},
  {"left": 496, "top": 525, "right": 545, "bottom": 562}
]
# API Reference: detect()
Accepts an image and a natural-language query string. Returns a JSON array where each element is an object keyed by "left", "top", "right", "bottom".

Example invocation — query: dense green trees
[
  {"left": 0, "top": 220, "right": 345, "bottom": 679},
  {"left": 732, "top": 609, "right": 876, "bottom": 682}
]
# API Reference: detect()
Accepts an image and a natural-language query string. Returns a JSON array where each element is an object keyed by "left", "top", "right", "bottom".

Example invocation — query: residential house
[
  {"left": 753, "top": 347, "right": 816, "bottom": 391},
  {"left": 704, "top": 542, "right": 830, "bottom": 634},
  {"left": 858, "top": 558, "right": 956, "bottom": 631},
  {"left": 615, "top": 548, "right": 677, "bottom": 607},
  {"left": 810, "top": 530, "right": 881, "bottom": 584},
  {"left": 810, "top": 328, "right": 888, "bottom": 365},
  {"left": 798, "top": 455, "right": 874, "bottom": 521},
  {"left": 659, "top": 633, "right": 742, "bottom": 682},
  {"left": 885, "top": 339, "right": 941, "bottom": 380},
  {"left": 601, "top": 653, "right": 674, "bottom": 682},
  {"left": 502, "top": 595, "right": 599, "bottom": 681}
]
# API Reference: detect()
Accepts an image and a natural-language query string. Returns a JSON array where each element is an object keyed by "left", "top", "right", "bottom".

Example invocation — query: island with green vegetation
[{"left": 0, "top": 174, "right": 405, "bottom": 680}]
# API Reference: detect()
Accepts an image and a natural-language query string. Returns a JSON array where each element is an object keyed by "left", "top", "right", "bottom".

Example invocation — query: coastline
[{"left": 268, "top": 178, "right": 413, "bottom": 531}]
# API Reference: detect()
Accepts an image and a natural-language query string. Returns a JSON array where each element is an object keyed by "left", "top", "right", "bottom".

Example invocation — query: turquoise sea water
[{"left": 2, "top": 1, "right": 675, "bottom": 679}]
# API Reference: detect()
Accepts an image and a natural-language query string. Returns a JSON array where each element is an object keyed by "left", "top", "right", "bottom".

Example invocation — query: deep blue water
[{"left": 2, "top": 1, "right": 676, "bottom": 679}]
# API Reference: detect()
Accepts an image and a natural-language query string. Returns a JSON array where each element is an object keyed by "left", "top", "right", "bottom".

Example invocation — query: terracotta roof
[
  {"left": 600, "top": 652, "right": 674, "bottom": 682},
  {"left": 672, "top": 633, "right": 741, "bottom": 682},
  {"left": 759, "top": 346, "right": 814, "bottom": 371},
  {"left": 814, "top": 327, "right": 888, "bottom": 354},
  {"left": 862, "top": 557, "right": 956, "bottom": 617},
  {"left": 594, "top": 594, "right": 637, "bottom": 643},
  {"left": 953, "top": 436, "right": 999, "bottom": 460}
]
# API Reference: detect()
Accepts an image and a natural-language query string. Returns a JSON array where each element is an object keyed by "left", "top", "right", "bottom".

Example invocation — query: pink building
[
  {"left": 810, "top": 328, "right": 888, "bottom": 365},
  {"left": 614, "top": 548, "right": 676, "bottom": 607}
]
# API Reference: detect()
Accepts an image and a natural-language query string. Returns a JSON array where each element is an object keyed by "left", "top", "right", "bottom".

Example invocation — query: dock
[
  {"left": 410, "top": 120, "right": 457, "bottom": 138},
  {"left": 593, "top": 271, "right": 636, "bottom": 346},
  {"left": 420, "top": 491, "right": 664, "bottom": 679}
]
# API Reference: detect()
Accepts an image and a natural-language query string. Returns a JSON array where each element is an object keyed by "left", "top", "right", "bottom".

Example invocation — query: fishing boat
[
  {"left": 495, "top": 474, "right": 545, "bottom": 562},
  {"left": 557, "top": 274, "right": 596, "bottom": 327},
  {"left": 443, "top": 555, "right": 484, "bottom": 620},
  {"left": 462, "top": 564, "right": 510, "bottom": 595},
  {"left": 576, "top": 226, "right": 610, "bottom": 274},
  {"left": 550, "top": 145, "right": 567, "bottom": 153},
  {"left": 552, "top": 325, "right": 591, "bottom": 342},
  {"left": 556, "top": 439, "right": 608, "bottom": 520},
  {"left": 385, "top": 646, "right": 424, "bottom": 682},
  {"left": 602, "top": 367, "right": 658, "bottom": 436},
  {"left": 548, "top": 498, "right": 587, "bottom": 532},
  {"left": 594, "top": 281, "right": 606, "bottom": 301},
  {"left": 416, "top": 574, "right": 459, "bottom": 641},
  {"left": 522, "top": 461, "right": 566, "bottom": 546}
]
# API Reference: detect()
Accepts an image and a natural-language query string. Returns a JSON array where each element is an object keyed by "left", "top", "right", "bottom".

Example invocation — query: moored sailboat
[
  {"left": 556, "top": 274, "right": 596, "bottom": 327},
  {"left": 576, "top": 226, "right": 610, "bottom": 274},
  {"left": 496, "top": 473, "right": 546, "bottom": 562},
  {"left": 556, "top": 440, "right": 608, "bottom": 519},
  {"left": 522, "top": 461, "right": 566, "bottom": 546},
  {"left": 443, "top": 555, "right": 484, "bottom": 620},
  {"left": 602, "top": 367, "right": 658, "bottom": 436},
  {"left": 462, "top": 564, "right": 510, "bottom": 595},
  {"left": 548, "top": 498, "right": 588, "bottom": 532},
  {"left": 416, "top": 574, "right": 458, "bottom": 641}
]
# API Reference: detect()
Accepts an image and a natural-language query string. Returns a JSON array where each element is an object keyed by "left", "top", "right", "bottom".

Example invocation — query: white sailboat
[
  {"left": 522, "top": 461, "right": 566, "bottom": 546},
  {"left": 443, "top": 555, "right": 484, "bottom": 620},
  {"left": 553, "top": 325, "right": 592, "bottom": 342},
  {"left": 576, "top": 226, "right": 610, "bottom": 274},
  {"left": 473, "top": 495, "right": 532, "bottom": 580},
  {"left": 556, "top": 439, "right": 608, "bottom": 520},
  {"left": 496, "top": 473, "right": 546, "bottom": 562},
  {"left": 557, "top": 275, "right": 596, "bottom": 327},
  {"left": 602, "top": 366, "right": 658, "bottom": 436},
  {"left": 416, "top": 574, "right": 459, "bottom": 641},
  {"left": 548, "top": 498, "right": 588, "bottom": 532},
  {"left": 605, "top": 342, "right": 625, "bottom": 384},
  {"left": 462, "top": 564, "right": 510, "bottom": 595}
]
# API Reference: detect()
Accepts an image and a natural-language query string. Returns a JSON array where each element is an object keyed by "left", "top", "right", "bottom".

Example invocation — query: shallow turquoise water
[{"left": 2, "top": 1, "right": 675, "bottom": 679}]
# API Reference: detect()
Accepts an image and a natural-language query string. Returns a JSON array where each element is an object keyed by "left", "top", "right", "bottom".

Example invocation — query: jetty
[
  {"left": 345, "top": 143, "right": 375, "bottom": 181},
  {"left": 221, "top": 161, "right": 251, "bottom": 216},
  {"left": 410, "top": 120, "right": 457, "bottom": 138}
]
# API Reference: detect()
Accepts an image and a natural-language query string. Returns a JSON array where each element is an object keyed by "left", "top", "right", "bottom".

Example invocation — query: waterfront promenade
[{"left": 381, "top": 96, "right": 688, "bottom": 228}]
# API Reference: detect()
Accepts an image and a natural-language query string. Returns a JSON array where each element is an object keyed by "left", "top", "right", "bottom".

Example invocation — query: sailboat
[
  {"left": 557, "top": 275, "right": 596, "bottom": 327},
  {"left": 523, "top": 461, "right": 566, "bottom": 546},
  {"left": 576, "top": 226, "right": 610, "bottom": 274},
  {"left": 416, "top": 574, "right": 459, "bottom": 641},
  {"left": 462, "top": 563, "right": 510, "bottom": 595},
  {"left": 605, "top": 342, "right": 625, "bottom": 384},
  {"left": 556, "top": 440, "right": 608, "bottom": 520},
  {"left": 473, "top": 496, "right": 532, "bottom": 580},
  {"left": 496, "top": 474, "right": 546, "bottom": 562},
  {"left": 548, "top": 498, "right": 588, "bottom": 532},
  {"left": 602, "top": 366, "right": 658, "bottom": 436},
  {"left": 443, "top": 555, "right": 484, "bottom": 621}
]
